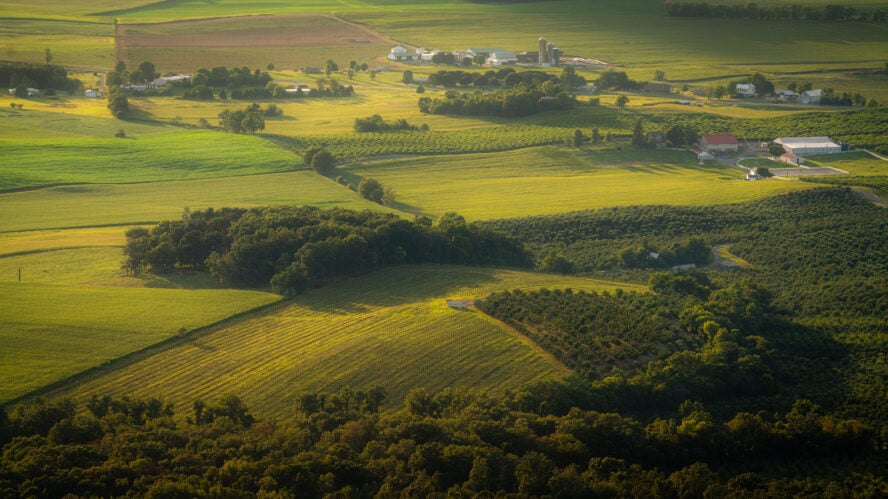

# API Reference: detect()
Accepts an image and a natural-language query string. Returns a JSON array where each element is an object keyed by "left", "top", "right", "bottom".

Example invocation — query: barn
[
  {"left": 700, "top": 134, "right": 739, "bottom": 153},
  {"left": 773, "top": 137, "right": 842, "bottom": 155}
]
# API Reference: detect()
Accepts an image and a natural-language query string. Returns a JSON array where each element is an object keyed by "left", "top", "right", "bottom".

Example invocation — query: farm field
[
  {"left": 0, "top": 227, "right": 129, "bottom": 256},
  {"left": 343, "top": 146, "right": 815, "bottom": 220},
  {"left": 0, "top": 18, "right": 114, "bottom": 68},
  {"left": 802, "top": 151, "right": 888, "bottom": 175},
  {"left": 0, "top": 281, "right": 280, "bottom": 402},
  {"left": 54, "top": 264, "right": 644, "bottom": 420},
  {"left": 0, "top": 171, "right": 387, "bottom": 232},
  {"left": 0, "top": 108, "right": 302, "bottom": 191},
  {"left": 118, "top": 14, "right": 394, "bottom": 72}
]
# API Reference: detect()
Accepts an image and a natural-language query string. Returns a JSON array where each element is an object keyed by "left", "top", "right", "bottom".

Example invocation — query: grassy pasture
[
  {"left": 343, "top": 146, "right": 815, "bottom": 221},
  {"left": 0, "top": 281, "right": 280, "bottom": 402},
  {"left": 0, "top": 247, "right": 135, "bottom": 286},
  {"left": 0, "top": 172, "right": 388, "bottom": 232},
  {"left": 0, "top": 226, "right": 129, "bottom": 256},
  {"left": 0, "top": 109, "right": 302, "bottom": 191},
  {"left": 55, "top": 264, "right": 645, "bottom": 420},
  {"left": 0, "top": 18, "right": 114, "bottom": 68}
]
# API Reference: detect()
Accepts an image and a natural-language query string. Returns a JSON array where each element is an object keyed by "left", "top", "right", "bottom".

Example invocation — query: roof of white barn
[{"left": 774, "top": 136, "right": 840, "bottom": 148}]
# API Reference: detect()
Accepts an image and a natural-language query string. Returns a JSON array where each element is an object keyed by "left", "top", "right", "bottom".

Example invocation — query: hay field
[{"left": 56, "top": 265, "right": 644, "bottom": 419}]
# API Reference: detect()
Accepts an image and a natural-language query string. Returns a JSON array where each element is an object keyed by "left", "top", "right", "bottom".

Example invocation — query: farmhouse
[
  {"left": 486, "top": 50, "right": 518, "bottom": 66},
  {"left": 151, "top": 74, "right": 190, "bottom": 87},
  {"left": 700, "top": 134, "right": 740, "bottom": 153},
  {"left": 284, "top": 87, "right": 311, "bottom": 96},
  {"left": 387, "top": 45, "right": 417, "bottom": 62},
  {"left": 735, "top": 83, "right": 756, "bottom": 97},
  {"left": 516, "top": 51, "right": 539, "bottom": 64},
  {"left": 775, "top": 89, "right": 797, "bottom": 102},
  {"left": 418, "top": 48, "right": 440, "bottom": 62},
  {"left": 798, "top": 89, "right": 822, "bottom": 105},
  {"left": 773, "top": 136, "right": 842, "bottom": 155},
  {"left": 466, "top": 48, "right": 506, "bottom": 60}
]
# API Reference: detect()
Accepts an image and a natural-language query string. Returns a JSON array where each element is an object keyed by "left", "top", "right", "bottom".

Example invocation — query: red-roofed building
[{"left": 700, "top": 134, "right": 739, "bottom": 153}]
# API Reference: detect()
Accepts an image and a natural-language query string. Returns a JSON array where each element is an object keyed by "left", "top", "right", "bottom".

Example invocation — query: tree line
[
  {"left": 664, "top": 2, "right": 887, "bottom": 22},
  {"left": 354, "top": 114, "right": 426, "bottom": 133},
  {"left": 123, "top": 206, "right": 530, "bottom": 295},
  {"left": 0, "top": 62, "right": 80, "bottom": 93},
  {"left": 0, "top": 388, "right": 881, "bottom": 497},
  {"left": 418, "top": 72, "right": 577, "bottom": 118}
]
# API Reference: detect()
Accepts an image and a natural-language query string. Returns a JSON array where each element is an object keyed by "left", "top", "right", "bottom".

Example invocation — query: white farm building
[
  {"left": 773, "top": 137, "right": 842, "bottom": 155},
  {"left": 387, "top": 45, "right": 417, "bottom": 62}
]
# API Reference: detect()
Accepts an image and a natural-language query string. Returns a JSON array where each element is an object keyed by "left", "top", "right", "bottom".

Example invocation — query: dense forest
[
  {"left": 0, "top": 388, "right": 883, "bottom": 497},
  {"left": 123, "top": 207, "right": 530, "bottom": 295}
]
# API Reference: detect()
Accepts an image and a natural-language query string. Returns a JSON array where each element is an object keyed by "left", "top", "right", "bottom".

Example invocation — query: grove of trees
[{"left": 122, "top": 206, "right": 530, "bottom": 295}]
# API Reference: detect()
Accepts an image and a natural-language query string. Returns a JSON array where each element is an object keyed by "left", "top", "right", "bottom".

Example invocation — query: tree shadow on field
[{"left": 295, "top": 264, "right": 501, "bottom": 314}]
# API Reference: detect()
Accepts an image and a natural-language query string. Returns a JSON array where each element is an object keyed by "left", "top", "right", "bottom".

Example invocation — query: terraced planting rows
[{"left": 57, "top": 265, "right": 644, "bottom": 420}]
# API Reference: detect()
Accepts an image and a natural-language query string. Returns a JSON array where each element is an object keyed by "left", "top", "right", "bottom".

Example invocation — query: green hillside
[{"left": 54, "top": 265, "right": 643, "bottom": 419}]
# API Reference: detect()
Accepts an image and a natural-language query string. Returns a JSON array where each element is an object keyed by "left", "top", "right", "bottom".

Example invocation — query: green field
[
  {"left": 53, "top": 264, "right": 644, "bottom": 419},
  {"left": 0, "top": 171, "right": 388, "bottom": 232},
  {"left": 0, "top": 281, "right": 280, "bottom": 402},
  {"left": 343, "top": 146, "right": 815, "bottom": 220},
  {"left": 1, "top": 0, "right": 884, "bottom": 419},
  {"left": 802, "top": 151, "right": 888, "bottom": 175},
  {"left": 0, "top": 108, "right": 304, "bottom": 190},
  {"left": 0, "top": 227, "right": 129, "bottom": 256},
  {"left": 0, "top": 18, "right": 114, "bottom": 68}
]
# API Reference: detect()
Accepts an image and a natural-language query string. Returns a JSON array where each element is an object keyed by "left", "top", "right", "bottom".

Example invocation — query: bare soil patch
[{"left": 118, "top": 14, "right": 394, "bottom": 58}]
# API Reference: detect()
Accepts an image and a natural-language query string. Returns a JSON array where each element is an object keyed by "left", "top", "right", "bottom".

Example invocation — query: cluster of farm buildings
[
  {"left": 387, "top": 36, "right": 606, "bottom": 68},
  {"left": 734, "top": 83, "right": 825, "bottom": 104},
  {"left": 698, "top": 134, "right": 846, "bottom": 177}
]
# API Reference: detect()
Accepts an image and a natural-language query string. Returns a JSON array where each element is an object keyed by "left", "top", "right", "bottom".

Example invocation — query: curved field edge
[
  {"left": 47, "top": 265, "right": 645, "bottom": 420},
  {"left": 0, "top": 282, "right": 281, "bottom": 403}
]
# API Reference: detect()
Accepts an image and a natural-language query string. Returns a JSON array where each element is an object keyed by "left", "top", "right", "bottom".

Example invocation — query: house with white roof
[
  {"left": 775, "top": 90, "right": 796, "bottom": 102},
  {"left": 735, "top": 83, "right": 756, "bottom": 97},
  {"left": 486, "top": 50, "right": 518, "bottom": 66},
  {"left": 773, "top": 136, "right": 842, "bottom": 155},
  {"left": 387, "top": 45, "right": 417, "bottom": 62},
  {"left": 798, "top": 89, "right": 822, "bottom": 105}
]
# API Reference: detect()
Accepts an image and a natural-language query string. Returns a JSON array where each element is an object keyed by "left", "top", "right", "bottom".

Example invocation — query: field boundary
[{"left": 2, "top": 296, "right": 286, "bottom": 408}]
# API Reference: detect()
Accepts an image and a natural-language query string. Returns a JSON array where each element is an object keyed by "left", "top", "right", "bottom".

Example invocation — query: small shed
[
  {"left": 84, "top": 89, "right": 98, "bottom": 98},
  {"left": 780, "top": 152, "right": 804, "bottom": 165}
]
